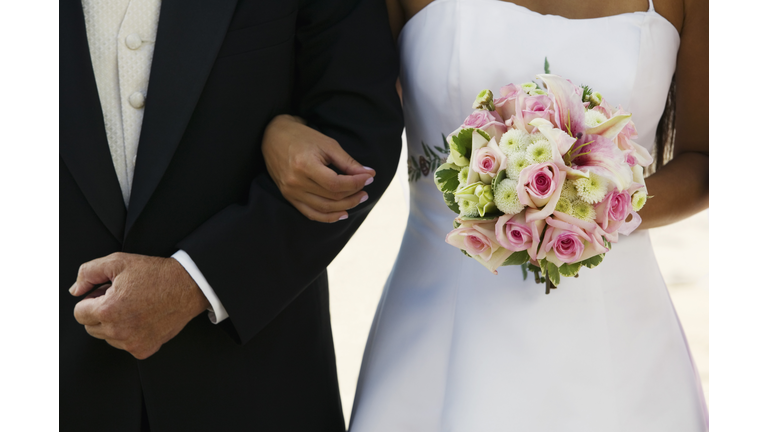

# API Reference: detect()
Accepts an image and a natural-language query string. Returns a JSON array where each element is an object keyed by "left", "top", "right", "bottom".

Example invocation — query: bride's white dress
[{"left": 349, "top": 0, "right": 708, "bottom": 431}]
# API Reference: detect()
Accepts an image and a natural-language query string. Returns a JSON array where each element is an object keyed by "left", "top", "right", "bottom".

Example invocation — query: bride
[{"left": 262, "top": 0, "right": 709, "bottom": 430}]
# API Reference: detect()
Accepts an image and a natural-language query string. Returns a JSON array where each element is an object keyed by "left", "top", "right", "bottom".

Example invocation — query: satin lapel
[
  {"left": 60, "top": 0, "right": 126, "bottom": 242},
  {"left": 125, "top": 0, "right": 239, "bottom": 239}
]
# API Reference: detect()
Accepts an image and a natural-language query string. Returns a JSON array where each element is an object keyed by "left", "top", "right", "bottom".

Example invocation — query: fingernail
[
  {"left": 69, "top": 284, "right": 77, "bottom": 295},
  {"left": 360, "top": 194, "right": 369, "bottom": 204},
  {"left": 363, "top": 166, "right": 374, "bottom": 171},
  {"left": 338, "top": 214, "right": 349, "bottom": 221},
  {"left": 365, "top": 177, "right": 374, "bottom": 186}
]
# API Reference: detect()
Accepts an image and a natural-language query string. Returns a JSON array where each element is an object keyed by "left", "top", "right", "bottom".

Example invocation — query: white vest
[{"left": 81, "top": 0, "right": 162, "bottom": 207}]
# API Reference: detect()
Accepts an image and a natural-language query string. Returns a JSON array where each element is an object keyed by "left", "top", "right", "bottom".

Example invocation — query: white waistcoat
[{"left": 81, "top": 0, "right": 162, "bottom": 207}]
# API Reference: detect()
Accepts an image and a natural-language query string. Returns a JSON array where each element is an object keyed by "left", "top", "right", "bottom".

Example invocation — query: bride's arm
[
  {"left": 637, "top": 0, "right": 708, "bottom": 229},
  {"left": 262, "top": 0, "right": 416, "bottom": 222}
]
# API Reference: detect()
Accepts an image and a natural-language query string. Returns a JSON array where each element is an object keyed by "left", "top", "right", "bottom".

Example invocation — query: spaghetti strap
[{"left": 648, "top": 0, "right": 655, "bottom": 12}]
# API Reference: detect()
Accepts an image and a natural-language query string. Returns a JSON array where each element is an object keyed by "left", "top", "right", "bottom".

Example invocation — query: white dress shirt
[{"left": 82, "top": 0, "right": 228, "bottom": 323}]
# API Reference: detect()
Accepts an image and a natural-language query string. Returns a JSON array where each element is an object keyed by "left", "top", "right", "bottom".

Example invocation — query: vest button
[
  {"left": 129, "top": 92, "right": 145, "bottom": 109},
  {"left": 125, "top": 34, "right": 142, "bottom": 50}
]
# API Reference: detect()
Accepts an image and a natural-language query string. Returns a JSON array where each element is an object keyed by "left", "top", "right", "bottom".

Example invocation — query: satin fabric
[{"left": 350, "top": 1, "right": 708, "bottom": 430}]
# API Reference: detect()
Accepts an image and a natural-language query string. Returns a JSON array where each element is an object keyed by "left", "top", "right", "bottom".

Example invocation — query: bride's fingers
[
  {"left": 290, "top": 200, "right": 350, "bottom": 223},
  {"left": 306, "top": 163, "right": 373, "bottom": 199},
  {"left": 301, "top": 190, "right": 369, "bottom": 215}
]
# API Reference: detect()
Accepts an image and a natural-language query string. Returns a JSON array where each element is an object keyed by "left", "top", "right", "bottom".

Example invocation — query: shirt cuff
[{"left": 172, "top": 250, "right": 229, "bottom": 324}]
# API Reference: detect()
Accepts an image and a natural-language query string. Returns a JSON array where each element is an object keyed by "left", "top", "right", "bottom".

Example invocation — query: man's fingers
[
  {"left": 84, "top": 323, "right": 107, "bottom": 340},
  {"left": 323, "top": 141, "right": 376, "bottom": 177},
  {"left": 74, "top": 296, "right": 106, "bottom": 326},
  {"left": 70, "top": 254, "right": 125, "bottom": 296}
]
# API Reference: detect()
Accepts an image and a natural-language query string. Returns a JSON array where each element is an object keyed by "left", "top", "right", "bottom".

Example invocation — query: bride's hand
[{"left": 262, "top": 114, "right": 376, "bottom": 222}]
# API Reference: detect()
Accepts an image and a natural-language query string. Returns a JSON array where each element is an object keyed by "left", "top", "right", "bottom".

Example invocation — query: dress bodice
[{"left": 399, "top": 0, "right": 679, "bottom": 229}]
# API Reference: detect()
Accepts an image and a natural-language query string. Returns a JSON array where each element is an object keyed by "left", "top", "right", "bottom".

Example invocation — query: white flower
[
  {"left": 571, "top": 199, "right": 597, "bottom": 222},
  {"left": 459, "top": 198, "right": 480, "bottom": 217},
  {"left": 505, "top": 151, "right": 531, "bottom": 179},
  {"left": 498, "top": 129, "right": 530, "bottom": 156},
  {"left": 526, "top": 139, "right": 554, "bottom": 164},
  {"left": 555, "top": 197, "right": 573, "bottom": 214},
  {"left": 528, "top": 132, "right": 546, "bottom": 144},
  {"left": 632, "top": 190, "right": 647, "bottom": 211},
  {"left": 493, "top": 178, "right": 525, "bottom": 215},
  {"left": 574, "top": 174, "right": 609, "bottom": 204},
  {"left": 528, "top": 89, "right": 547, "bottom": 96},
  {"left": 585, "top": 109, "right": 608, "bottom": 128},
  {"left": 521, "top": 82, "right": 538, "bottom": 93},
  {"left": 560, "top": 179, "right": 579, "bottom": 201}
]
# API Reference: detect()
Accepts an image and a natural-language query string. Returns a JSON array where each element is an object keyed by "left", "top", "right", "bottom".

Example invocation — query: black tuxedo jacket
[{"left": 60, "top": 0, "right": 402, "bottom": 430}]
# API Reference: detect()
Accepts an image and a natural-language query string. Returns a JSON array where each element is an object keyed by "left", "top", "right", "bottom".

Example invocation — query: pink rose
[
  {"left": 538, "top": 212, "right": 609, "bottom": 266},
  {"left": 494, "top": 83, "right": 523, "bottom": 122},
  {"left": 519, "top": 94, "right": 555, "bottom": 133},
  {"left": 595, "top": 189, "right": 632, "bottom": 234},
  {"left": 495, "top": 211, "right": 546, "bottom": 257},
  {"left": 462, "top": 110, "right": 502, "bottom": 129},
  {"left": 467, "top": 136, "right": 507, "bottom": 185},
  {"left": 517, "top": 161, "right": 567, "bottom": 222},
  {"left": 446, "top": 219, "right": 513, "bottom": 274},
  {"left": 460, "top": 110, "right": 507, "bottom": 143}
]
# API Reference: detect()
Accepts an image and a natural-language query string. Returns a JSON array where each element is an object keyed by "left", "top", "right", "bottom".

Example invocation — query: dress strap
[{"left": 647, "top": 0, "right": 655, "bottom": 12}]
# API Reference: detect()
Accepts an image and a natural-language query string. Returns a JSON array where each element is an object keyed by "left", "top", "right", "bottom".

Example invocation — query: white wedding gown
[{"left": 349, "top": 0, "right": 708, "bottom": 431}]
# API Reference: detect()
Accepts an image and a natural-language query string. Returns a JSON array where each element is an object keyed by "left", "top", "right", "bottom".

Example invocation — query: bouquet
[{"left": 433, "top": 74, "right": 651, "bottom": 293}]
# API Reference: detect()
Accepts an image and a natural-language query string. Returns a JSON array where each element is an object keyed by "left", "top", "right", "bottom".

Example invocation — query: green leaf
[
  {"left": 544, "top": 57, "right": 550, "bottom": 74},
  {"left": 502, "top": 250, "right": 530, "bottom": 266},
  {"left": 453, "top": 219, "right": 461, "bottom": 229},
  {"left": 580, "top": 254, "right": 604, "bottom": 269},
  {"left": 547, "top": 262, "right": 560, "bottom": 286},
  {"left": 460, "top": 249, "right": 472, "bottom": 258},
  {"left": 475, "top": 128, "right": 491, "bottom": 141},
  {"left": 443, "top": 191, "right": 460, "bottom": 214},
  {"left": 521, "top": 264, "right": 528, "bottom": 281},
  {"left": 558, "top": 262, "right": 581, "bottom": 277},
  {"left": 460, "top": 214, "right": 501, "bottom": 221},
  {"left": 449, "top": 129, "right": 474, "bottom": 160},
  {"left": 603, "top": 236, "right": 612, "bottom": 250},
  {"left": 491, "top": 167, "right": 507, "bottom": 192},
  {"left": 441, "top": 134, "right": 451, "bottom": 153},
  {"left": 539, "top": 258, "right": 549, "bottom": 279}
]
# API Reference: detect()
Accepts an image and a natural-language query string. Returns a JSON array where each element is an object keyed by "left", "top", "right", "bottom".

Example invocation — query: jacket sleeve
[{"left": 177, "top": 0, "right": 403, "bottom": 344}]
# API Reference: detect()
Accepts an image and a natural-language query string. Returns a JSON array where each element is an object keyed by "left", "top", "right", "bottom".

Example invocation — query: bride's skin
[{"left": 262, "top": 0, "right": 708, "bottom": 228}]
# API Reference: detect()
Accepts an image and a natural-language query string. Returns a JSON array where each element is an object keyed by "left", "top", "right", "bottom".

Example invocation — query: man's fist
[{"left": 70, "top": 252, "right": 210, "bottom": 359}]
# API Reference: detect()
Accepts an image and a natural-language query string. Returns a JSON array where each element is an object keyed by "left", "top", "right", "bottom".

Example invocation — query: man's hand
[
  {"left": 262, "top": 114, "right": 376, "bottom": 223},
  {"left": 70, "top": 253, "right": 210, "bottom": 360}
]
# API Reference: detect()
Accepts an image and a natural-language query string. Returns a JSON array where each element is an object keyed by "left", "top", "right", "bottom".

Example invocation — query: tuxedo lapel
[
  {"left": 60, "top": 0, "right": 126, "bottom": 242},
  {"left": 125, "top": 0, "right": 239, "bottom": 239}
]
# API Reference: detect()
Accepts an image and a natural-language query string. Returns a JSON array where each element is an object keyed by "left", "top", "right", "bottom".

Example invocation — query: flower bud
[{"left": 472, "top": 89, "right": 496, "bottom": 111}]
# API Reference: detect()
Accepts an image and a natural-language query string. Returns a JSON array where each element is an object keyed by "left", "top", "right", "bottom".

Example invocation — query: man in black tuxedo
[{"left": 60, "top": 0, "right": 402, "bottom": 430}]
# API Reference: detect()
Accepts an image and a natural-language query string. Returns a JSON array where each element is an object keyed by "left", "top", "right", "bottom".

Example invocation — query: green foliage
[
  {"left": 449, "top": 128, "right": 474, "bottom": 161},
  {"left": 434, "top": 163, "right": 461, "bottom": 193},
  {"left": 491, "top": 167, "right": 507, "bottom": 192},
  {"left": 460, "top": 214, "right": 500, "bottom": 221},
  {"left": 443, "top": 191, "right": 460, "bottom": 214},
  {"left": 547, "top": 261, "right": 561, "bottom": 286},
  {"left": 521, "top": 264, "right": 528, "bottom": 281},
  {"left": 580, "top": 254, "right": 604, "bottom": 269},
  {"left": 558, "top": 262, "right": 581, "bottom": 277},
  {"left": 544, "top": 57, "right": 550, "bottom": 74},
  {"left": 502, "top": 250, "right": 530, "bottom": 266}
]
